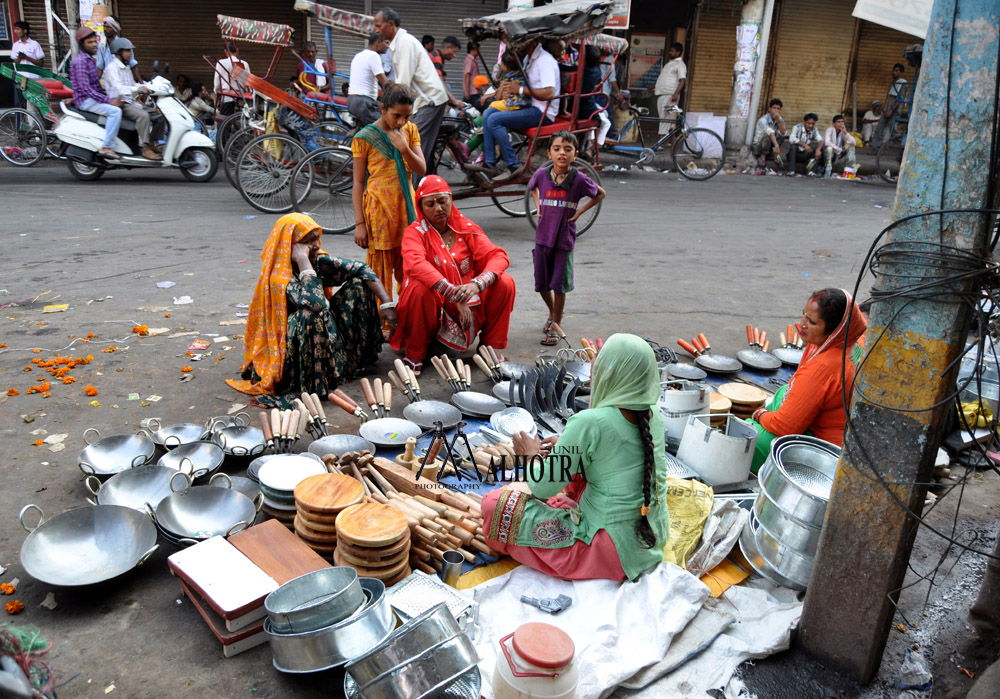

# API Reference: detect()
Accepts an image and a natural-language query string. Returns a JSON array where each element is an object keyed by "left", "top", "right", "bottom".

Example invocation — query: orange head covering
[
  {"left": 800, "top": 288, "right": 868, "bottom": 367},
  {"left": 227, "top": 213, "right": 320, "bottom": 396},
  {"left": 414, "top": 175, "right": 485, "bottom": 237}
]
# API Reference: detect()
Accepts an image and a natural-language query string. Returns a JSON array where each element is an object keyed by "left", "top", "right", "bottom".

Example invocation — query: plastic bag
[
  {"left": 662, "top": 477, "right": 715, "bottom": 567},
  {"left": 896, "top": 649, "right": 932, "bottom": 690}
]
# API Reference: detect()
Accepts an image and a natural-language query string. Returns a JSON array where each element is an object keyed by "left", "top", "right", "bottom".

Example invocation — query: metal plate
[
  {"left": 308, "top": 434, "right": 376, "bottom": 459},
  {"left": 403, "top": 401, "right": 462, "bottom": 430},
  {"left": 696, "top": 354, "right": 743, "bottom": 374},
  {"left": 667, "top": 363, "right": 708, "bottom": 381},
  {"left": 247, "top": 452, "right": 323, "bottom": 483},
  {"left": 772, "top": 346, "right": 803, "bottom": 367},
  {"left": 736, "top": 349, "right": 782, "bottom": 371},
  {"left": 258, "top": 456, "right": 327, "bottom": 492},
  {"left": 359, "top": 418, "right": 423, "bottom": 448},
  {"left": 490, "top": 407, "right": 535, "bottom": 438},
  {"left": 497, "top": 361, "right": 534, "bottom": 380},
  {"left": 451, "top": 391, "right": 505, "bottom": 418}
]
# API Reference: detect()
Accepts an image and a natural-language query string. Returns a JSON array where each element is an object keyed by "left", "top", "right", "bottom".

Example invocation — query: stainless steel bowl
[
  {"left": 148, "top": 485, "right": 257, "bottom": 541},
  {"left": 308, "top": 434, "right": 376, "bottom": 459},
  {"left": 738, "top": 511, "right": 805, "bottom": 591},
  {"left": 403, "top": 401, "right": 463, "bottom": 430},
  {"left": 345, "top": 602, "right": 479, "bottom": 699},
  {"left": 19, "top": 504, "right": 158, "bottom": 587},
  {"left": 753, "top": 510, "right": 815, "bottom": 589},
  {"left": 77, "top": 429, "right": 156, "bottom": 478},
  {"left": 209, "top": 473, "right": 261, "bottom": 508},
  {"left": 157, "top": 441, "right": 225, "bottom": 481},
  {"left": 85, "top": 465, "right": 191, "bottom": 511},
  {"left": 265, "top": 567, "right": 365, "bottom": 634},
  {"left": 143, "top": 419, "right": 210, "bottom": 449},
  {"left": 359, "top": 418, "right": 423, "bottom": 448},
  {"left": 266, "top": 578, "right": 395, "bottom": 673}
]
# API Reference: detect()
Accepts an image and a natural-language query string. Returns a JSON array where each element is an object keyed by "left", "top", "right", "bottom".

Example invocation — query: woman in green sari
[
  {"left": 481, "top": 333, "right": 669, "bottom": 582},
  {"left": 351, "top": 83, "right": 426, "bottom": 301}
]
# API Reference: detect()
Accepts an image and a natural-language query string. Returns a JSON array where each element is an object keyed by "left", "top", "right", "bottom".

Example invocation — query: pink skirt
[{"left": 481, "top": 489, "right": 626, "bottom": 582}]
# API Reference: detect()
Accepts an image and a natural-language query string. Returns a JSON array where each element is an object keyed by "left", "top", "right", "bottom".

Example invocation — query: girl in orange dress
[{"left": 351, "top": 83, "right": 426, "bottom": 299}]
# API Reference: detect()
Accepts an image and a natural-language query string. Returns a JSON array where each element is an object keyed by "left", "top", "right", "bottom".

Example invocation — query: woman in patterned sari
[
  {"left": 351, "top": 83, "right": 425, "bottom": 299},
  {"left": 227, "top": 214, "right": 397, "bottom": 408}
]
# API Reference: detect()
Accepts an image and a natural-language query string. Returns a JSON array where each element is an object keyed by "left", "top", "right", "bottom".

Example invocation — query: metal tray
[{"left": 666, "top": 363, "right": 708, "bottom": 381}]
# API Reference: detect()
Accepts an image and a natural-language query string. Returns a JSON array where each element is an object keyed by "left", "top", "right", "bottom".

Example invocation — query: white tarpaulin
[{"left": 852, "top": 0, "right": 931, "bottom": 39}]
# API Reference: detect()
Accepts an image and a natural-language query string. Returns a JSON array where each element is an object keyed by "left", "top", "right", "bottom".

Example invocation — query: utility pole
[
  {"left": 723, "top": 0, "right": 774, "bottom": 151},
  {"left": 798, "top": 0, "right": 999, "bottom": 683}
]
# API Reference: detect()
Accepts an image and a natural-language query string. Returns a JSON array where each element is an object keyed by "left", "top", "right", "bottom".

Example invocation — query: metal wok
[
  {"left": 665, "top": 362, "right": 708, "bottom": 381},
  {"left": 451, "top": 391, "right": 505, "bottom": 418},
  {"left": 142, "top": 418, "right": 210, "bottom": 449},
  {"left": 85, "top": 465, "right": 191, "bottom": 511},
  {"left": 403, "top": 401, "right": 462, "bottom": 430},
  {"left": 736, "top": 327, "right": 781, "bottom": 371},
  {"left": 157, "top": 441, "right": 225, "bottom": 481},
  {"left": 147, "top": 483, "right": 258, "bottom": 543},
  {"left": 77, "top": 428, "right": 156, "bottom": 478},
  {"left": 211, "top": 424, "right": 266, "bottom": 456},
  {"left": 677, "top": 336, "right": 742, "bottom": 375},
  {"left": 19, "top": 504, "right": 158, "bottom": 587},
  {"left": 308, "top": 434, "right": 377, "bottom": 460}
]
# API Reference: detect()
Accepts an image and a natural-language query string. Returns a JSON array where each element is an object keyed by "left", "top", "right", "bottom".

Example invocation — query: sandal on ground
[
  {"left": 402, "top": 357, "right": 422, "bottom": 376},
  {"left": 541, "top": 332, "right": 560, "bottom": 347},
  {"left": 543, "top": 318, "right": 554, "bottom": 333}
]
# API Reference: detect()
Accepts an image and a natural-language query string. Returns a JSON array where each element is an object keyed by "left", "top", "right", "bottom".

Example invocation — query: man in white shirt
[
  {"left": 861, "top": 100, "right": 882, "bottom": 145},
  {"left": 374, "top": 6, "right": 448, "bottom": 174},
  {"left": 103, "top": 38, "right": 160, "bottom": 160},
  {"left": 472, "top": 39, "right": 561, "bottom": 183},
  {"left": 821, "top": 114, "right": 857, "bottom": 178},
  {"left": 652, "top": 42, "right": 686, "bottom": 135},
  {"left": 96, "top": 15, "right": 140, "bottom": 82},
  {"left": 298, "top": 41, "right": 330, "bottom": 92},
  {"left": 10, "top": 21, "right": 45, "bottom": 111},
  {"left": 348, "top": 32, "right": 389, "bottom": 127},
  {"left": 214, "top": 40, "right": 251, "bottom": 116}
]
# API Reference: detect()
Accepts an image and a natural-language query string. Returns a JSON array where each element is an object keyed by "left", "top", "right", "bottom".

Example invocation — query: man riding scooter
[
  {"left": 69, "top": 26, "right": 121, "bottom": 160},
  {"left": 103, "top": 37, "right": 161, "bottom": 160}
]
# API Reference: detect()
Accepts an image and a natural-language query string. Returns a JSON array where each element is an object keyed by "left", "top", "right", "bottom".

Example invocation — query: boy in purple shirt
[{"left": 528, "top": 131, "right": 606, "bottom": 345}]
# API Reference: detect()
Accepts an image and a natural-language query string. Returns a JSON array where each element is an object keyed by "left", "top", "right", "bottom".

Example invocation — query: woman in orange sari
[
  {"left": 748, "top": 287, "right": 867, "bottom": 470},
  {"left": 227, "top": 214, "right": 397, "bottom": 408},
  {"left": 390, "top": 175, "right": 516, "bottom": 375},
  {"left": 351, "top": 83, "right": 426, "bottom": 299}
]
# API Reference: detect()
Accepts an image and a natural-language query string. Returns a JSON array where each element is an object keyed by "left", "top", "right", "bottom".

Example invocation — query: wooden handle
[
  {"left": 786, "top": 324, "right": 794, "bottom": 342},
  {"left": 443, "top": 355, "right": 459, "bottom": 381},
  {"left": 360, "top": 378, "right": 377, "bottom": 409},
  {"left": 293, "top": 399, "right": 313, "bottom": 425},
  {"left": 270, "top": 408, "right": 281, "bottom": 440},
  {"left": 383, "top": 382, "right": 392, "bottom": 411},
  {"left": 328, "top": 391, "right": 359, "bottom": 416},
  {"left": 259, "top": 411, "right": 273, "bottom": 443},
  {"left": 430, "top": 355, "right": 449, "bottom": 382},
  {"left": 463, "top": 364, "right": 472, "bottom": 385},
  {"left": 287, "top": 410, "right": 300, "bottom": 441},
  {"left": 473, "top": 354, "right": 493, "bottom": 379},
  {"left": 691, "top": 337, "right": 705, "bottom": 353},
  {"left": 549, "top": 321, "right": 566, "bottom": 339},
  {"left": 426, "top": 438, "right": 444, "bottom": 463},
  {"left": 373, "top": 378, "right": 383, "bottom": 405},
  {"left": 278, "top": 410, "right": 291, "bottom": 438},
  {"left": 583, "top": 345, "right": 596, "bottom": 361},
  {"left": 456, "top": 358, "right": 466, "bottom": 382},
  {"left": 746, "top": 325, "right": 754, "bottom": 346},
  {"left": 394, "top": 358, "right": 411, "bottom": 385},
  {"left": 479, "top": 345, "right": 495, "bottom": 368},
  {"left": 388, "top": 370, "right": 409, "bottom": 396},
  {"left": 300, "top": 391, "right": 316, "bottom": 416},
  {"left": 406, "top": 365, "right": 420, "bottom": 393},
  {"left": 296, "top": 408, "right": 308, "bottom": 437},
  {"left": 333, "top": 389, "right": 357, "bottom": 410},
  {"left": 752, "top": 327, "right": 760, "bottom": 347},
  {"left": 697, "top": 333, "right": 710, "bottom": 351},
  {"left": 677, "top": 338, "right": 699, "bottom": 356},
  {"left": 311, "top": 393, "right": 327, "bottom": 421},
  {"left": 595, "top": 337, "right": 603, "bottom": 353},
  {"left": 758, "top": 330, "right": 767, "bottom": 346},
  {"left": 779, "top": 332, "right": 787, "bottom": 347},
  {"left": 763, "top": 340, "right": 771, "bottom": 353},
  {"left": 581, "top": 338, "right": 593, "bottom": 351},
  {"left": 486, "top": 345, "right": 501, "bottom": 367}
]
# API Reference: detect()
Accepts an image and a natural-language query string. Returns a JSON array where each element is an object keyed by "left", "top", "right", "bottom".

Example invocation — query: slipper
[
  {"left": 543, "top": 318, "right": 554, "bottom": 334},
  {"left": 402, "top": 357, "right": 422, "bottom": 376},
  {"left": 541, "top": 332, "right": 559, "bottom": 347}
]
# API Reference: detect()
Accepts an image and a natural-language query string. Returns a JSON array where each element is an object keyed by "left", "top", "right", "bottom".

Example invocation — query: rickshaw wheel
[
  {"left": 490, "top": 133, "right": 541, "bottom": 216},
  {"left": 216, "top": 112, "right": 247, "bottom": 157},
  {"left": 290, "top": 146, "right": 355, "bottom": 235},
  {"left": 0, "top": 109, "right": 46, "bottom": 167},
  {"left": 235, "top": 133, "right": 309, "bottom": 214},
  {"left": 525, "top": 159, "right": 602, "bottom": 236},
  {"left": 223, "top": 126, "right": 261, "bottom": 188}
]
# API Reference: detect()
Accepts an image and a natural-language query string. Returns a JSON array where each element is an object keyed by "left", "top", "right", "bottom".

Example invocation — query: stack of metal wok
[{"left": 507, "top": 364, "right": 584, "bottom": 434}]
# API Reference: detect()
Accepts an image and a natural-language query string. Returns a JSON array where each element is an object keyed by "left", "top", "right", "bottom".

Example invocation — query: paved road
[{"left": 4, "top": 159, "right": 982, "bottom": 697}]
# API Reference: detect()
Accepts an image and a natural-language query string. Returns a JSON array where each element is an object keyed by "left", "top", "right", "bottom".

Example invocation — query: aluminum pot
[
  {"left": 19, "top": 504, "right": 158, "bottom": 587},
  {"left": 147, "top": 483, "right": 258, "bottom": 543},
  {"left": 77, "top": 428, "right": 155, "bottom": 478},
  {"left": 658, "top": 380, "right": 709, "bottom": 413},
  {"left": 753, "top": 475, "right": 823, "bottom": 556},
  {"left": 759, "top": 436, "right": 840, "bottom": 528},
  {"left": 753, "top": 511, "right": 815, "bottom": 588},
  {"left": 345, "top": 602, "right": 479, "bottom": 699},
  {"left": 738, "top": 511, "right": 805, "bottom": 591},
  {"left": 157, "top": 441, "right": 225, "bottom": 482},
  {"left": 266, "top": 578, "right": 395, "bottom": 673},
  {"left": 141, "top": 418, "right": 210, "bottom": 449},
  {"left": 265, "top": 567, "right": 366, "bottom": 634},
  {"left": 85, "top": 465, "right": 191, "bottom": 511}
]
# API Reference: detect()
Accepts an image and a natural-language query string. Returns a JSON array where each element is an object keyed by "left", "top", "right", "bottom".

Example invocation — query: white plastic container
[
  {"left": 676, "top": 414, "right": 758, "bottom": 485},
  {"left": 494, "top": 622, "right": 578, "bottom": 699}
]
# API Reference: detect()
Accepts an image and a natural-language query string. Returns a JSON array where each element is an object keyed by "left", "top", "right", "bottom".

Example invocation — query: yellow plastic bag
[
  {"left": 662, "top": 477, "right": 715, "bottom": 567},
  {"left": 958, "top": 400, "right": 994, "bottom": 429},
  {"left": 263, "top": 110, "right": 282, "bottom": 158}
]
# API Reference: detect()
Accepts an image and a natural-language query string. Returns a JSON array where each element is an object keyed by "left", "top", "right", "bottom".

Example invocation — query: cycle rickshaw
[{"left": 0, "top": 63, "right": 73, "bottom": 166}]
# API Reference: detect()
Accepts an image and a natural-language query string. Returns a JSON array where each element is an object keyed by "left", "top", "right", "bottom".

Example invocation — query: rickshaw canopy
[
  {"left": 217, "top": 15, "right": 295, "bottom": 47},
  {"left": 461, "top": 0, "right": 616, "bottom": 47},
  {"left": 589, "top": 33, "right": 629, "bottom": 55},
  {"left": 293, "top": 1, "right": 374, "bottom": 37}
]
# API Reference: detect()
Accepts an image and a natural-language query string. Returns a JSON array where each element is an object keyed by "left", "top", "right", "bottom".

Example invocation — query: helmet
[
  {"left": 76, "top": 26, "right": 96, "bottom": 44},
  {"left": 110, "top": 37, "right": 135, "bottom": 54}
]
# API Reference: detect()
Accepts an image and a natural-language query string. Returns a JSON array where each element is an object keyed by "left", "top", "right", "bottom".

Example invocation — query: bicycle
[{"left": 604, "top": 103, "right": 725, "bottom": 181}]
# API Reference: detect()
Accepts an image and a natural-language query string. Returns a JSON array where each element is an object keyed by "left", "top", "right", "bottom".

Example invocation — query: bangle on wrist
[{"left": 379, "top": 301, "right": 397, "bottom": 311}]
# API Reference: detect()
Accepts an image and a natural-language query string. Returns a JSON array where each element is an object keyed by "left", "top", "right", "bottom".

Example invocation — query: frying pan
[
  {"left": 773, "top": 325, "right": 805, "bottom": 367},
  {"left": 677, "top": 335, "right": 742, "bottom": 375},
  {"left": 666, "top": 363, "right": 708, "bottom": 381},
  {"left": 358, "top": 418, "right": 422, "bottom": 448},
  {"left": 736, "top": 326, "right": 782, "bottom": 371},
  {"left": 403, "top": 401, "right": 462, "bottom": 430}
]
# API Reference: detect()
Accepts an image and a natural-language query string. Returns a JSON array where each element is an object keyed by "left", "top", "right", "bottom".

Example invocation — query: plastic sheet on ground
[{"left": 684, "top": 500, "right": 750, "bottom": 576}]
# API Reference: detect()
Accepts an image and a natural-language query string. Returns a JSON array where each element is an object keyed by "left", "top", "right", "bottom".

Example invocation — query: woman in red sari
[{"left": 390, "top": 176, "right": 516, "bottom": 374}]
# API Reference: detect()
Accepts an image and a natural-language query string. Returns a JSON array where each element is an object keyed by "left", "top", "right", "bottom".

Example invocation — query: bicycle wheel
[
  {"left": 491, "top": 134, "right": 541, "bottom": 217},
  {"left": 216, "top": 112, "right": 246, "bottom": 157},
  {"left": 0, "top": 109, "right": 45, "bottom": 166},
  {"left": 290, "top": 146, "right": 355, "bottom": 234},
  {"left": 235, "top": 133, "right": 309, "bottom": 214},
  {"left": 525, "top": 159, "right": 603, "bottom": 237},
  {"left": 671, "top": 127, "right": 724, "bottom": 180},
  {"left": 316, "top": 120, "right": 353, "bottom": 148},
  {"left": 223, "top": 126, "right": 262, "bottom": 188},
  {"left": 876, "top": 133, "right": 904, "bottom": 184}
]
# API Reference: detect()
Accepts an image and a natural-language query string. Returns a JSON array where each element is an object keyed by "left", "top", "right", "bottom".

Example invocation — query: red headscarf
[
  {"left": 799, "top": 288, "right": 868, "bottom": 368},
  {"left": 414, "top": 175, "right": 486, "bottom": 238}
]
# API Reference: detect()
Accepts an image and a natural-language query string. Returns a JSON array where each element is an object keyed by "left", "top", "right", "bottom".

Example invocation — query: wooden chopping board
[
  {"left": 338, "top": 546, "right": 409, "bottom": 569},
  {"left": 336, "top": 503, "right": 408, "bottom": 547},
  {"left": 293, "top": 516, "right": 339, "bottom": 544},
  {"left": 337, "top": 528, "right": 411, "bottom": 561},
  {"left": 709, "top": 392, "right": 732, "bottom": 413},
  {"left": 295, "top": 513, "right": 338, "bottom": 532},
  {"left": 293, "top": 506, "right": 341, "bottom": 525},
  {"left": 294, "top": 473, "right": 364, "bottom": 514},
  {"left": 334, "top": 548, "right": 409, "bottom": 580},
  {"left": 228, "top": 519, "right": 330, "bottom": 585},
  {"left": 718, "top": 382, "right": 768, "bottom": 406}
]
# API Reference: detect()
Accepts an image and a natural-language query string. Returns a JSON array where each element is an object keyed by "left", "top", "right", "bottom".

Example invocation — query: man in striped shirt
[{"left": 70, "top": 27, "right": 122, "bottom": 160}]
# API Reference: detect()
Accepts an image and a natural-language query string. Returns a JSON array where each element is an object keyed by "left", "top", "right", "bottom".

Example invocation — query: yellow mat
[{"left": 458, "top": 557, "right": 521, "bottom": 590}]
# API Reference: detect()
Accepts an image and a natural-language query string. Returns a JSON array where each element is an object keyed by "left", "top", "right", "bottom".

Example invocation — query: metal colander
[
  {"left": 779, "top": 462, "right": 834, "bottom": 498},
  {"left": 386, "top": 572, "right": 476, "bottom": 622}
]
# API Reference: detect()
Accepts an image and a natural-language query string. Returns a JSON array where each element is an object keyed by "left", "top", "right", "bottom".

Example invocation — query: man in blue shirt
[{"left": 96, "top": 15, "right": 140, "bottom": 82}]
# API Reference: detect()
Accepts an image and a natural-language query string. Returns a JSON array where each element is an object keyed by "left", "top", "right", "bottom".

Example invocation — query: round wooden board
[
  {"left": 382, "top": 564, "right": 412, "bottom": 587},
  {"left": 303, "top": 539, "right": 338, "bottom": 553},
  {"left": 294, "top": 507, "right": 341, "bottom": 525},
  {"left": 718, "top": 382, "right": 768, "bottom": 406},
  {"left": 294, "top": 516, "right": 339, "bottom": 544},
  {"left": 294, "top": 473, "right": 365, "bottom": 514},
  {"left": 338, "top": 546, "right": 409, "bottom": 569},
  {"left": 295, "top": 513, "right": 338, "bottom": 532},
  {"left": 334, "top": 548, "right": 409, "bottom": 580},
  {"left": 709, "top": 392, "right": 732, "bottom": 413},
  {"left": 336, "top": 528, "right": 411, "bottom": 561},
  {"left": 335, "top": 503, "right": 408, "bottom": 547},
  {"left": 262, "top": 504, "right": 296, "bottom": 521}
]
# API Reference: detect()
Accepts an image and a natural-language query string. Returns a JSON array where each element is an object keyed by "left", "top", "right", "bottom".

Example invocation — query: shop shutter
[
  {"left": 687, "top": 0, "right": 742, "bottom": 116},
  {"left": 306, "top": 0, "right": 367, "bottom": 95},
  {"left": 764, "top": 0, "right": 855, "bottom": 125},
  {"left": 118, "top": 0, "right": 306, "bottom": 91},
  {"left": 853, "top": 21, "right": 918, "bottom": 115},
  {"left": 19, "top": 0, "right": 68, "bottom": 68}
]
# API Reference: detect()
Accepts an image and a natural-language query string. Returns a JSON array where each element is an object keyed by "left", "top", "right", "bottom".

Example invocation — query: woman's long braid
[{"left": 635, "top": 410, "right": 656, "bottom": 549}]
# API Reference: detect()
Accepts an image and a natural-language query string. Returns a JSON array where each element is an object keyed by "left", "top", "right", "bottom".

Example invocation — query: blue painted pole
[{"left": 798, "top": 0, "right": 999, "bottom": 682}]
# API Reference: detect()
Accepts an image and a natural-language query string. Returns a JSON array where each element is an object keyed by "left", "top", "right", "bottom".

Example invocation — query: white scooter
[{"left": 54, "top": 75, "right": 218, "bottom": 182}]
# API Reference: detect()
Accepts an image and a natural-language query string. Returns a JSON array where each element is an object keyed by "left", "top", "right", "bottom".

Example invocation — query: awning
[
  {"left": 462, "top": 0, "right": 615, "bottom": 46},
  {"left": 217, "top": 15, "right": 295, "bottom": 47},
  {"left": 852, "top": 0, "right": 931, "bottom": 39},
  {"left": 293, "top": 1, "right": 374, "bottom": 38}
]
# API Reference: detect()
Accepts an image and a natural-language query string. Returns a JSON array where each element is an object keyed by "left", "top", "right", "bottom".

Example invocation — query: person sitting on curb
[
  {"left": 751, "top": 98, "right": 786, "bottom": 172},
  {"left": 861, "top": 100, "right": 882, "bottom": 146},
  {"left": 69, "top": 26, "right": 122, "bottom": 160},
  {"left": 787, "top": 112, "right": 823, "bottom": 176},
  {"left": 821, "top": 114, "right": 857, "bottom": 179}
]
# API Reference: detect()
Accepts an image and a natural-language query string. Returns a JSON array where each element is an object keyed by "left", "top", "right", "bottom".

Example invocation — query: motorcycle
[{"left": 54, "top": 75, "right": 218, "bottom": 182}]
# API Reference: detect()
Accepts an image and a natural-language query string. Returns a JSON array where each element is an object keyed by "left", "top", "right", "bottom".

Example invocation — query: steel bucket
[{"left": 676, "top": 414, "right": 757, "bottom": 485}]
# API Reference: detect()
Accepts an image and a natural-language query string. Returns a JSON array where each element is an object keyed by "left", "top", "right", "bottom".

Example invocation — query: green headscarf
[{"left": 589, "top": 333, "right": 660, "bottom": 411}]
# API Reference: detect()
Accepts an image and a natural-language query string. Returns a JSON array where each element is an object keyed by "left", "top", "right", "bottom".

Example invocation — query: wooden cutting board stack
[
  {"left": 333, "top": 502, "right": 412, "bottom": 586},
  {"left": 261, "top": 501, "right": 296, "bottom": 529},
  {"left": 718, "top": 383, "right": 768, "bottom": 422},
  {"left": 292, "top": 473, "right": 365, "bottom": 559},
  {"left": 709, "top": 392, "right": 732, "bottom": 429}
]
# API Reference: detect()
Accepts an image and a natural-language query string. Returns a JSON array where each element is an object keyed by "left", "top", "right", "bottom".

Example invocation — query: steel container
[
  {"left": 265, "top": 567, "right": 366, "bottom": 634},
  {"left": 759, "top": 436, "right": 840, "bottom": 528}
]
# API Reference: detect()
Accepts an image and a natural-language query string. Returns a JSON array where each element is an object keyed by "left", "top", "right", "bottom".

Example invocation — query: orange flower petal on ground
[
  {"left": 5, "top": 600, "right": 24, "bottom": 614},
  {"left": 33, "top": 440, "right": 43, "bottom": 446},
  {"left": 181, "top": 366, "right": 193, "bottom": 373},
  {"left": 0, "top": 583, "right": 14, "bottom": 595},
  {"left": 41, "top": 392, "right": 50, "bottom": 398},
  {"left": 87, "top": 333, "right": 94, "bottom": 338},
  {"left": 63, "top": 377, "right": 76, "bottom": 384},
  {"left": 31, "top": 358, "right": 40, "bottom": 364},
  {"left": 164, "top": 313, "right": 171, "bottom": 318},
  {"left": 32, "top": 349, "right": 41, "bottom": 354},
  {"left": 132, "top": 325, "right": 149, "bottom": 336},
  {"left": 39, "top": 382, "right": 50, "bottom": 391},
  {"left": 7, "top": 389, "right": 19, "bottom": 396},
  {"left": 84, "top": 386, "right": 99, "bottom": 396}
]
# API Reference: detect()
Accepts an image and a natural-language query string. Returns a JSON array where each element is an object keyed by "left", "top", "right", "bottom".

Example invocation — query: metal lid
[{"left": 512, "top": 622, "right": 574, "bottom": 669}]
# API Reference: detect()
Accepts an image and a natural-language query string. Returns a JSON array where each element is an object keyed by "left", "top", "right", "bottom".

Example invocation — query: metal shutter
[
  {"left": 687, "top": 0, "right": 742, "bottom": 116},
  {"left": 306, "top": 0, "right": 367, "bottom": 94},
  {"left": 765, "top": 0, "right": 855, "bottom": 125},
  {"left": 18, "top": 0, "right": 68, "bottom": 67},
  {"left": 118, "top": 0, "right": 306, "bottom": 90},
  {"left": 853, "top": 21, "right": 918, "bottom": 115}
]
